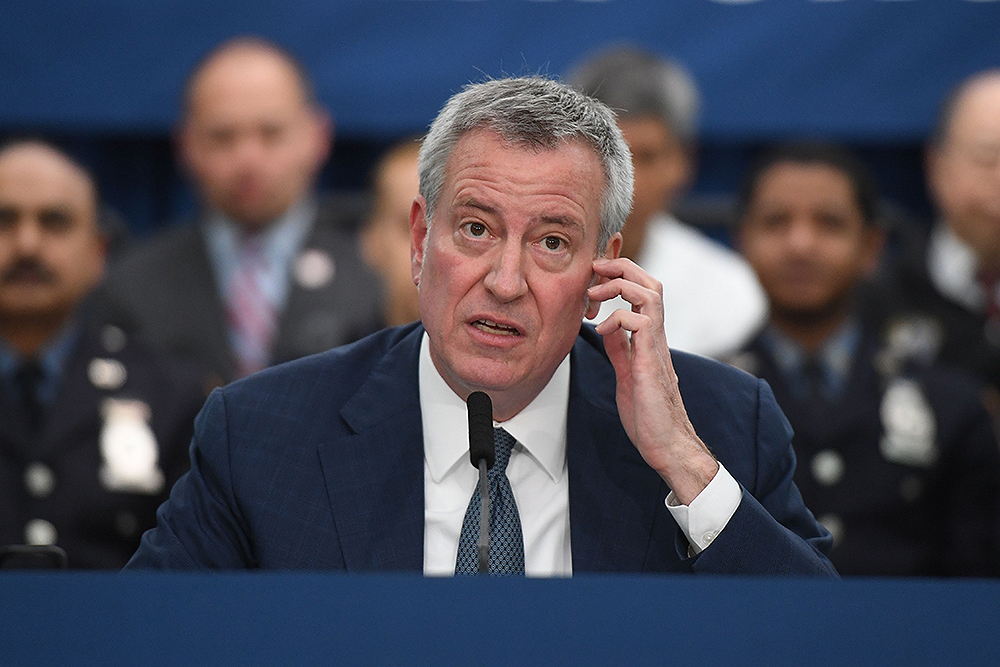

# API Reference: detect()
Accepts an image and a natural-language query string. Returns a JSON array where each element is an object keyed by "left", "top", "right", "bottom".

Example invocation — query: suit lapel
[
  {"left": 567, "top": 330, "right": 670, "bottom": 573},
  {"left": 184, "top": 226, "right": 235, "bottom": 383},
  {"left": 317, "top": 326, "right": 425, "bottom": 572}
]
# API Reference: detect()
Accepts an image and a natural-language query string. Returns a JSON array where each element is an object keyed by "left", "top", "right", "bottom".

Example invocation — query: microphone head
[{"left": 467, "top": 391, "right": 496, "bottom": 470}]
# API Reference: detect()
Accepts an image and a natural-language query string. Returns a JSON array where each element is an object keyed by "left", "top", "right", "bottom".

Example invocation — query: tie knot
[{"left": 491, "top": 428, "right": 517, "bottom": 474}]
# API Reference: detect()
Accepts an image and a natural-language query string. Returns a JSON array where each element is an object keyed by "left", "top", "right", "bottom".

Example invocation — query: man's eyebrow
[
  {"left": 538, "top": 214, "right": 586, "bottom": 232},
  {"left": 455, "top": 198, "right": 497, "bottom": 216}
]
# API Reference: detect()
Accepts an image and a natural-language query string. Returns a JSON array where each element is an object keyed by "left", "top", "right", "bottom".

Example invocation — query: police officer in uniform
[
  {"left": 730, "top": 142, "right": 1000, "bottom": 576},
  {"left": 0, "top": 140, "right": 204, "bottom": 569}
]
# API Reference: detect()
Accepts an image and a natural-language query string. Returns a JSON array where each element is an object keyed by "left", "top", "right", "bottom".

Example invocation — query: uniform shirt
[
  {"left": 590, "top": 213, "right": 767, "bottom": 359},
  {"left": 418, "top": 332, "right": 741, "bottom": 576},
  {"left": 927, "top": 222, "right": 989, "bottom": 313},
  {"left": 759, "top": 320, "right": 861, "bottom": 402},
  {"left": 0, "top": 322, "right": 79, "bottom": 408}
]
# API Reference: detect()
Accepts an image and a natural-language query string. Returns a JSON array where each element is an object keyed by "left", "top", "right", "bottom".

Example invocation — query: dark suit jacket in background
[
  {"left": 735, "top": 329, "right": 1000, "bottom": 577},
  {"left": 127, "top": 323, "right": 835, "bottom": 575},
  {"left": 1, "top": 312, "right": 205, "bottom": 569},
  {"left": 95, "top": 195, "right": 385, "bottom": 386}
]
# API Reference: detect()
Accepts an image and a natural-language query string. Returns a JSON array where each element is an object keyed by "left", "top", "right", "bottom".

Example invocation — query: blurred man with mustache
[{"left": 0, "top": 140, "right": 204, "bottom": 569}]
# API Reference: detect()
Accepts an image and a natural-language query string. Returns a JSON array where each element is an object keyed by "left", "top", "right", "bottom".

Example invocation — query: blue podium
[{"left": 2, "top": 573, "right": 998, "bottom": 666}]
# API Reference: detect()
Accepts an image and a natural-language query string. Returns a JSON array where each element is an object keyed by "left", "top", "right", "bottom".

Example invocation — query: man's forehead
[
  {"left": 446, "top": 130, "right": 604, "bottom": 192},
  {"left": 948, "top": 77, "right": 1000, "bottom": 140},
  {"left": 0, "top": 146, "right": 96, "bottom": 206},
  {"left": 187, "top": 48, "right": 309, "bottom": 121}
]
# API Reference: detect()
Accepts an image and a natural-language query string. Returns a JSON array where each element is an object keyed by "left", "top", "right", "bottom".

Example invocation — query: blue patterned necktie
[{"left": 455, "top": 427, "right": 525, "bottom": 576}]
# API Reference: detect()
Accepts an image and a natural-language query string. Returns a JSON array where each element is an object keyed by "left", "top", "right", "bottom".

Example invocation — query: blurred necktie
[
  {"left": 227, "top": 238, "right": 277, "bottom": 378},
  {"left": 801, "top": 356, "right": 827, "bottom": 402},
  {"left": 15, "top": 360, "right": 44, "bottom": 433},
  {"left": 455, "top": 427, "right": 525, "bottom": 576}
]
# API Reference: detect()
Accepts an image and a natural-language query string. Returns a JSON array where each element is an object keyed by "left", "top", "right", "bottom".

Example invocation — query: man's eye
[
  {"left": 463, "top": 222, "right": 488, "bottom": 238},
  {"left": 542, "top": 236, "right": 565, "bottom": 251}
]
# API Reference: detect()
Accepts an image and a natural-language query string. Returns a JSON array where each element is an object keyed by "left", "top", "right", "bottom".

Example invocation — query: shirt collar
[
  {"left": 204, "top": 196, "right": 317, "bottom": 295},
  {"left": 761, "top": 318, "right": 860, "bottom": 395},
  {"left": 0, "top": 319, "right": 81, "bottom": 404},
  {"left": 927, "top": 222, "right": 984, "bottom": 312},
  {"left": 419, "top": 332, "right": 570, "bottom": 484}
]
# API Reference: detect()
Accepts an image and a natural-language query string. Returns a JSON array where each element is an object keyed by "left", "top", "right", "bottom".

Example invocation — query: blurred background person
[
  {"left": 96, "top": 37, "right": 384, "bottom": 386},
  {"left": 360, "top": 138, "right": 421, "bottom": 327},
  {"left": 730, "top": 142, "right": 1000, "bottom": 577},
  {"left": 869, "top": 71, "right": 1000, "bottom": 398},
  {"left": 0, "top": 140, "right": 204, "bottom": 569},
  {"left": 569, "top": 46, "right": 766, "bottom": 358}
]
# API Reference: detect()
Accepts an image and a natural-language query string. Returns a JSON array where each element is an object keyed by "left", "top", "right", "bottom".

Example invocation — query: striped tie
[{"left": 226, "top": 238, "right": 277, "bottom": 378}]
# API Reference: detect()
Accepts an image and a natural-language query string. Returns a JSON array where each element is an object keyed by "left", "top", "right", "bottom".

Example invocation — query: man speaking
[{"left": 127, "top": 77, "right": 834, "bottom": 575}]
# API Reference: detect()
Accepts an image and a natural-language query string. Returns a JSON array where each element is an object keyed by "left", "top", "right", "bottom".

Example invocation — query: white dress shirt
[
  {"left": 419, "top": 333, "right": 741, "bottom": 577},
  {"left": 590, "top": 213, "right": 767, "bottom": 359}
]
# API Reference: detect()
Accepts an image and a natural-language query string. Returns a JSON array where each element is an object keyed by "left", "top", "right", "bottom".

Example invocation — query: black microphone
[{"left": 467, "top": 391, "right": 495, "bottom": 574}]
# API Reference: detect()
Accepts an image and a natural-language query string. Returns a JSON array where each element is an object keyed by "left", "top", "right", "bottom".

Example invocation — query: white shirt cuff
[{"left": 664, "top": 462, "right": 742, "bottom": 555}]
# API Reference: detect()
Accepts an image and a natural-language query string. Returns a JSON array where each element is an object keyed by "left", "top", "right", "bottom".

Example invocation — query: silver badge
[
  {"left": 879, "top": 379, "right": 937, "bottom": 467},
  {"left": 88, "top": 358, "right": 127, "bottom": 390},
  {"left": 98, "top": 399, "right": 164, "bottom": 494},
  {"left": 293, "top": 249, "right": 335, "bottom": 290}
]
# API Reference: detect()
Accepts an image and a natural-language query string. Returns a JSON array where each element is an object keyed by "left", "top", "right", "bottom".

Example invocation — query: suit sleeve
[
  {"left": 124, "top": 388, "right": 255, "bottom": 570},
  {"left": 687, "top": 379, "right": 838, "bottom": 575}
]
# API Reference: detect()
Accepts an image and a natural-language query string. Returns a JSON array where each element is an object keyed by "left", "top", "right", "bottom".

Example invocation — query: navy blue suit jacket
[{"left": 127, "top": 323, "right": 835, "bottom": 574}]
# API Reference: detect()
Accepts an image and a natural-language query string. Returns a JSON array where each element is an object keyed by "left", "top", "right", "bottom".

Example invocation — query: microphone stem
[{"left": 477, "top": 459, "right": 490, "bottom": 574}]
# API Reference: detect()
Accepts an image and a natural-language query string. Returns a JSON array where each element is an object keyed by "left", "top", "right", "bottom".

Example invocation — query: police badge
[
  {"left": 98, "top": 398, "right": 165, "bottom": 494},
  {"left": 879, "top": 378, "right": 938, "bottom": 467}
]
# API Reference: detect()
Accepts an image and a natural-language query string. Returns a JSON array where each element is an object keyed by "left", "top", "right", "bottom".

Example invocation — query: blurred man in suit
[
  {"left": 569, "top": 47, "right": 766, "bottom": 358},
  {"left": 731, "top": 142, "right": 1000, "bottom": 576},
  {"left": 98, "top": 37, "right": 383, "bottom": 386},
  {"left": 128, "top": 77, "right": 833, "bottom": 576},
  {"left": 0, "top": 140, "right": 204, "bottom": 569},
  {"left": 870, "top": 71, "right": 1000, "bottom": 396},
  {"left": 361, "top": 139, "right": 421, "bottom": 327}
]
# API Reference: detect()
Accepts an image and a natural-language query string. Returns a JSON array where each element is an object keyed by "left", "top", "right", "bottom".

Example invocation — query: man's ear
[
  {"left": 410, "top": 196, "right": 429, "bottom": 287},
  {"left": 603, "top": 232, "right": 622, "bottom": 260}
]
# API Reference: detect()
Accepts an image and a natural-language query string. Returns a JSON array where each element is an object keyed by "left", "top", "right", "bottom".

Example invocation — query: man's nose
[
  {"left": 13, "top": 219, "right": 43, "bottom": 254},
  {"left": 786, "top": 219, "right": 819, "bottom": 254},
  {"left": 233, "top": 134, "right": 267, "bottom": 166},
  {"left": 483, "top": 241, "right": 528, "bottom": 302}
]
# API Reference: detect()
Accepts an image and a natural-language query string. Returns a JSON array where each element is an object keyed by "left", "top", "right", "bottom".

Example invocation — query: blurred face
[
  {"left": 927, "top": 76, "right": 1000, "bottom": 267},
  {"left": 181, "top": 47, "right": 330, "bottom": 231},
  {"left": 739, "top": 162, "right": 881, "bottom": 320},
  {"left": 617, "top": 116, "right": 691, "bottom": 258},
  {"left": 0, "top": 145, "right": 105, "bottom": 323},
  {"left": 411, "top": 129, "right": 619, "bottom": 419},
  {"left": 361, "top": 146, "right": 421, "bottom": 325}
]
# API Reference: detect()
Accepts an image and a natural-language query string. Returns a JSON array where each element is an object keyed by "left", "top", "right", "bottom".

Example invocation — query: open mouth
[{"left": 473, "top": 319, "right": 521, "bottom": 336}]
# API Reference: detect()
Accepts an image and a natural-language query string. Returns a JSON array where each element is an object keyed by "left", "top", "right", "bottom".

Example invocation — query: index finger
[{"left": 593, "top": 257, "right": 663, "bottom": 295}]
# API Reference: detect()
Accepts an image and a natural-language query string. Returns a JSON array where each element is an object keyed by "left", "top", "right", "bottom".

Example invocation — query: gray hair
[
  {"left": 418, "top": 76, "right": 634, "bottom": 252},
  {"left": 567, "top": 46, "right": 700, "bottom": 146}
]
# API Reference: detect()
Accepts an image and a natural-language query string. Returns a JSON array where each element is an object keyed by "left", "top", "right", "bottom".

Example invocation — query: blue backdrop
[{"left": 3, "top": 0, "right": 1000, "bottom": 140}]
